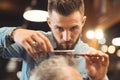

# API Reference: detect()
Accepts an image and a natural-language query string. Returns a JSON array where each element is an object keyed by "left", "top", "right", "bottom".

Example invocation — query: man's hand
[
  {"left": 11, "top": 28, "right": 53, "bottom": 57},
  {"left": 81, "top": 48, "right": 109, "bottom": 80}
]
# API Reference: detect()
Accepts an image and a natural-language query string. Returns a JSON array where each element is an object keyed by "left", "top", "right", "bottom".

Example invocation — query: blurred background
[{"left": 0, "top": 0, "right": 120, "bottom": 80}]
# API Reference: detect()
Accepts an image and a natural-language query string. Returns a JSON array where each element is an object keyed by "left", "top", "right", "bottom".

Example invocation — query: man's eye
[
  {"left": 55, "top": 27, "right": 64, "bottom": 32},
  {"left": 70, "top": 26, "right": 77, "bottom": 31}
]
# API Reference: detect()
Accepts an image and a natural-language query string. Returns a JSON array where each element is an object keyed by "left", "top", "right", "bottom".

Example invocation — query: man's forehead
[{"left": 50, "top": 10, "right": 83, "bottom": 18}]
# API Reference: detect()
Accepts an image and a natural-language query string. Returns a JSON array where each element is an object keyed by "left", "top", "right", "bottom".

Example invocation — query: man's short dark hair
[{"left": 48, "top": 0, "right": 85, "bottom": 16}]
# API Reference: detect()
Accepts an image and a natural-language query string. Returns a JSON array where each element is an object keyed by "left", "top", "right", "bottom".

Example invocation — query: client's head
[{"left": 30, "top": 55, "right": 83, "bottom": 80}]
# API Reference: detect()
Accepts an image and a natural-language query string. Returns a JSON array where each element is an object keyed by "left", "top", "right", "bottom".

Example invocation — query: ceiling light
[{"left": 23, "top": 10, "right": 48, "bottom": 22}]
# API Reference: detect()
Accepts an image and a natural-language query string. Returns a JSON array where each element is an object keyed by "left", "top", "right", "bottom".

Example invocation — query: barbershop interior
[{"left": 0, "top": 0, "right": 120, "bottom": 80}]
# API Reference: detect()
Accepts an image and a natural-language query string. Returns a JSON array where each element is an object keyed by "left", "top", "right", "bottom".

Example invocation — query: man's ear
[
  {"left": 47, "top": 17, "right": 52, "bottom": 28},
  {"left": 81, "top": 16, "right": 87, "bottom": 27}
]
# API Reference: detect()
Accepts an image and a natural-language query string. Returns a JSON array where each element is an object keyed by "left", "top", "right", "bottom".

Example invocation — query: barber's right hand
[{"left": 11, "top": 28, "right": 54, "bottom": 57}]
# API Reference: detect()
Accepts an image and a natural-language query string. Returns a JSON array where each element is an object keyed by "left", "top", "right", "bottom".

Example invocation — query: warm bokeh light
[
  {"left": 17, "top": 71, "right": 21, "bottom": 79},
  {"left": 23, "top": 10, "right": 48, "bottom": 22},
  {"left": 101, "top": 45, "right": 108, "bottom": 52},
  {"left": 95, "top": 29, "right": 104, "bottom": 40},
  {"left": 108, "top": 45, "right": 116, "bottom": 54},
  {"left": 112, "top": 37, "right": 120, "bottom": 46},
  {"left": 117, "top": 49, "right": 120, "bottom": 57},
  {"left": 86, "top": 30, "right": 95, "bottom": 39},
  {"left": 86, "top": 29, "right": 104, "bottom": 41}
]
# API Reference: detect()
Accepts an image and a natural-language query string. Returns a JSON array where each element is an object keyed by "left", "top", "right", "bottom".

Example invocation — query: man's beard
[
  {"left": 56, "top": 37, "right": 79, "bottom": 50},
  {"left": 51, "top": 34, "right": 81, "bottom": 66}
]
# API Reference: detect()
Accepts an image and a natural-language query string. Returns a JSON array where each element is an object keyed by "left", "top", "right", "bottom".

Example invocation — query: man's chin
[{"left": 61, "top": 45, "right": 73, "bottom": 50}]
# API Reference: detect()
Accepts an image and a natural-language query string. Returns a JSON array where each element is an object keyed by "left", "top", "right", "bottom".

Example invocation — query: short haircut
[{"left": 48, "top": 0, "right": 85, "bottom": 16}]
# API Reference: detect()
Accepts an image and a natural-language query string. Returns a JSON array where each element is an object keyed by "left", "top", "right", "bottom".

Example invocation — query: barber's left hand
[{"left": 81, "top": 48, "right": 109, "bottom": 80}]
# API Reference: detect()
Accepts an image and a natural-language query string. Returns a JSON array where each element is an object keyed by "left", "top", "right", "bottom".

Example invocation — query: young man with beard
[{"left": 0, "top": 0, "right": 109, "bottom": 80}]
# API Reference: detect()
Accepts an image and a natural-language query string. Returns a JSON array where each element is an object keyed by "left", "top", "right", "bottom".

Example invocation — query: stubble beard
[{"left": 56, "top": 37, "right": 79, "bottom": 50}]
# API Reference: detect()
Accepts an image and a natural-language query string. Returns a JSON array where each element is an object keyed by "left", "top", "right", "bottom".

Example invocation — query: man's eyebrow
[
  {"left": 72, "top": 25, "right": 79, "bottom": 27},
  {"left": 54, "top": 26, "right": 65, "bottom": 30},
  {"left": 74, "top": 24, "right": 79, "bottom": 27},
  {"left": 54, "top": 25, "right": 62, "bottom": 27}
]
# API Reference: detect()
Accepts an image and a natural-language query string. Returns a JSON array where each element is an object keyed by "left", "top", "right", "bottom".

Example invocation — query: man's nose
[{"left": 62, "top": 30, "right": 71, "bottom": 41}]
